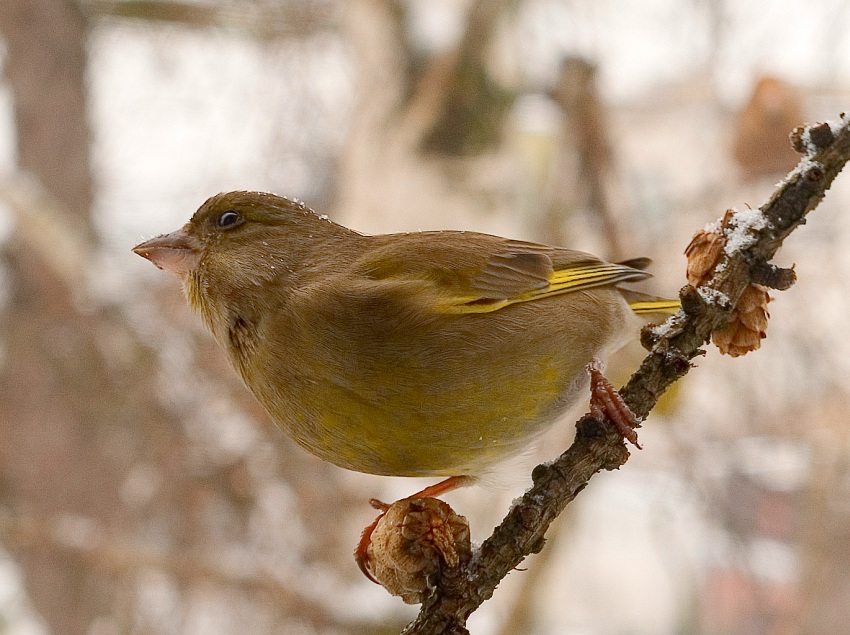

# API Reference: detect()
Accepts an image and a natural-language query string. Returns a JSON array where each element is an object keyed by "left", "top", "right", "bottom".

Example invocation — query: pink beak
[{"left": 133, "top": 225, "right": 201, "bottom": 276}]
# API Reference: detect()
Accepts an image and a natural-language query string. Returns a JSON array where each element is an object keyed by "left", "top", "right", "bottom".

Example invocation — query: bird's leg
[
  {"left": 354, "top": 475, "right": 473, "bottom": 582},
  {"left": 408, "top": 475, "right": 474, "bottom": 499},
  {"left": 587, "top": 359, "right": 643, "bottom": 449}
]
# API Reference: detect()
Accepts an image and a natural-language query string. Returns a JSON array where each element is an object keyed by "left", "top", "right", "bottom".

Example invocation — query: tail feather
[
  {"left": 620, "top": 288, "right": 680, "bottom": 315},
  {"left": 628, "top": 299, "right": 681, "bottom": 315}
]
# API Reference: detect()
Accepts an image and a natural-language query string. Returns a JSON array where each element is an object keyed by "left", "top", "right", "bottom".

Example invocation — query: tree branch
[{"left": 403, "top": 114, "right": 850, "bottom": 634}]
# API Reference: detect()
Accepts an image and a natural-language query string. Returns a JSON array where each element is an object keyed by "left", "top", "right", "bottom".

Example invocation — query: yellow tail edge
[{"left": 628, "top": 299, "right": 681, "bottom": 315}]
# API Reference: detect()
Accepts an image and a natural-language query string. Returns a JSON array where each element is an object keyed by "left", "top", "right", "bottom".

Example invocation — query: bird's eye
[{"left": 217, "top": 210, "right": 242, "bottom": 228}]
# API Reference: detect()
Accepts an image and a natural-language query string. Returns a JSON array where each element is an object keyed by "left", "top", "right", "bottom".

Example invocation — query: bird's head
[{"left": 133, "top": 190, "right": 356, "bottom": 334}]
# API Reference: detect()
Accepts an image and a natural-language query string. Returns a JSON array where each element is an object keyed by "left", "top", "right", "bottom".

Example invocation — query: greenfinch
[{"left": 133, "top": 191, "right": 675, "bottom": 488}]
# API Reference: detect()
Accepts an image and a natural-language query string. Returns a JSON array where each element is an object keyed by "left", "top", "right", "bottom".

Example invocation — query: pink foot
[{"left": 588, "top": 359, "right": 642, "bottom": 449}]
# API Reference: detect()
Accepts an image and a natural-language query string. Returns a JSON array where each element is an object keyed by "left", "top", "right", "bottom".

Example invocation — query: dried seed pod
[
  {"left": 712, "top": 283, "right": 770, "bottom": 357},
  {"left": 685, "top": 210, "right": 771, "bottom": 357},
  {"left": 363, "top": 497, "right": 471, "bottom": 604},
  {"left": 685, "top": 212, "right": 731, "bottom": 286}
]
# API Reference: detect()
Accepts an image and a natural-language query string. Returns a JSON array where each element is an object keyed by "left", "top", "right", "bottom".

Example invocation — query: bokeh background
[{"left": 2, "top": 1, "right": 850, "bottom": 633}]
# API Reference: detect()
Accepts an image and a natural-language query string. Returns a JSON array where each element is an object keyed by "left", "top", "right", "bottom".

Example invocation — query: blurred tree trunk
[
  {"left": 333, "top": 0, "right": 523, "bottom": 234},
  {"left": 0, "top": 222, "right": 191, "bottom": 635},
  {"left": 418, "top": 0, "right": 515, "bottom": 156},
  {"left": 544, "top": 57, "right": 624, "bottom": 259},
  {"left": 0, "top": 2, "right": 105, "bottom": 632},
  {"left": 1, "top": 0, "right": 94, "bottom": 223}
]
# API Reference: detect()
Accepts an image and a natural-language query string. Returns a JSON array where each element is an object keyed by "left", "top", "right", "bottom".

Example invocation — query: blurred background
[{"left": 2, "top": 0, "right": 850, "bottom": 633}]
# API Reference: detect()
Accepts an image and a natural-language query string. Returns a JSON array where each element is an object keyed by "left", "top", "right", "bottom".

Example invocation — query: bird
[{"left": 133, "top": 191, "right": 676, "bottom": 575}]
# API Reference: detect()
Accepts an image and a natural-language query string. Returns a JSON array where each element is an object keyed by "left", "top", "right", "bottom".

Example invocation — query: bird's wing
[
  {"left": 444, "top": 250, "right": 651, "bottom": 314},
  {"left": 353, "top": 234, "right": 651, "bottom": 315}
]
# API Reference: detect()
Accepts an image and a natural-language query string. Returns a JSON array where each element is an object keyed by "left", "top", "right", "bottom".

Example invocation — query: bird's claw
[{"left": 587, "top": 360, "right": 642, "bottom": 449}]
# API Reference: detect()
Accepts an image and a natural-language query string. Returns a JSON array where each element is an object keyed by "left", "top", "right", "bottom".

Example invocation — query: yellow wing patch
[
  {"left": 627, "top": 299, "right": 681, "bottom": 315},
  {"left": 440, "top": 261, "right": 651, "bottom": 314}
]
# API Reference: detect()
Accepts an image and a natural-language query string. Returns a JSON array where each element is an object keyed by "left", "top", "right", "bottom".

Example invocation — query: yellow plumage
[{"left": 133, "top": 191, "right": 679, "bottom": 479}]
